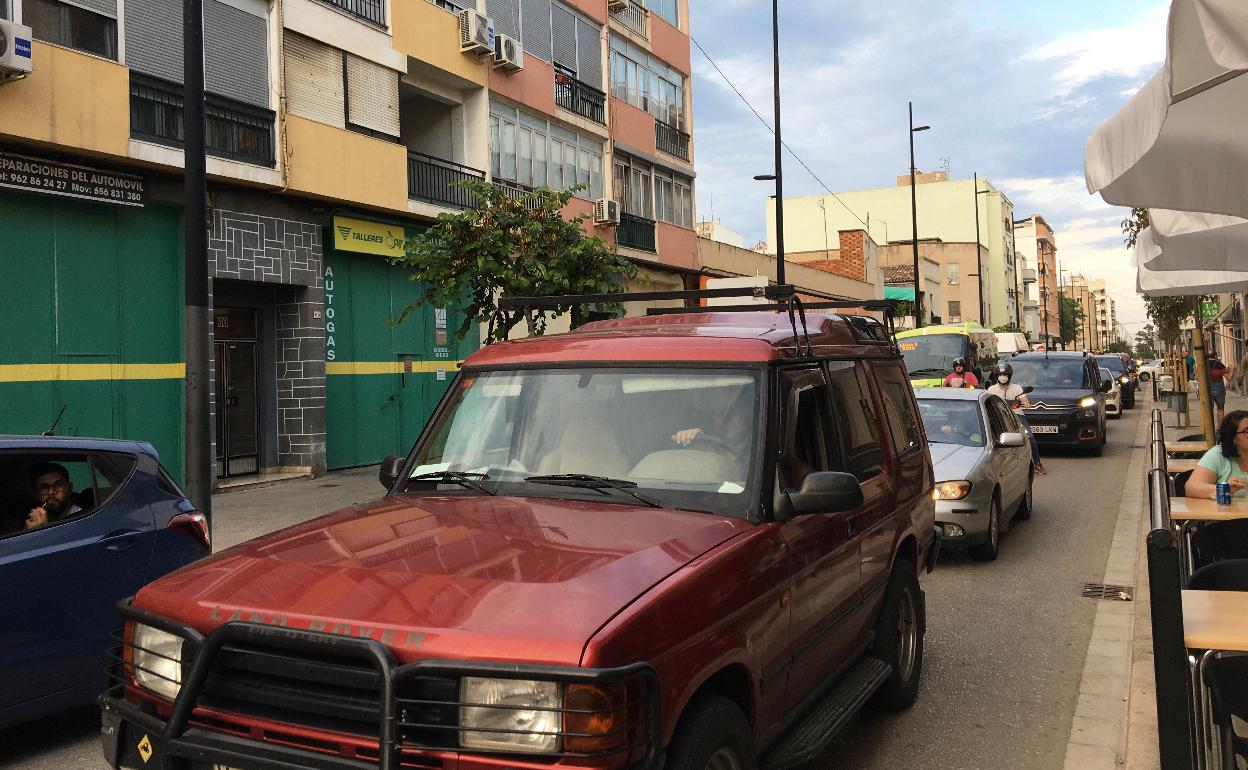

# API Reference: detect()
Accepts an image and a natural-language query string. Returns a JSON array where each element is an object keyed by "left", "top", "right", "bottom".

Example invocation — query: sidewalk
[{"left": 209, "top": 463, "right": 385, "bottom": 552}]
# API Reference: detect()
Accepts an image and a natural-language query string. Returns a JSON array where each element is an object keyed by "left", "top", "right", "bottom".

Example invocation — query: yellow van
[{"left": 895, "top": 324, "right": 999, "bottom": 387}]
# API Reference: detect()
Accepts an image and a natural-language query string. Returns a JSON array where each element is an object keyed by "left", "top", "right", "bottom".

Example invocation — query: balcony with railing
[
  {"left": 130, "top": 74, "right": 275, "bottom": 167},
  {"left": 655, "top": 119, "right": 690, "bottom": 161},
  {"left": 554, "top": 67, "right": 606, "bottom": 125},
  {"left": 610, "top": 0, "right": 649, "bottom": 37},
  {"left": 618, "top": 212, "right": 656, "bottom": 252},
  {"left": 492, "top": 180, "right": 544, "bottom": 211},
  {"left": 408, "top": 152, "right": 485, "bottom": 209},
  {"left": 1022, "top": 268, "right": 1037, "bottom": 283},
  {"left": 322, "top": 0, "right": 386, "bottom": 26}
]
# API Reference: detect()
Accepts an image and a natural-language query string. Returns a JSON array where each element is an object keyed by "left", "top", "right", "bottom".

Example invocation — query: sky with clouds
[{"left": 688, "top": 0, "right": 1170, "bottom": 336}]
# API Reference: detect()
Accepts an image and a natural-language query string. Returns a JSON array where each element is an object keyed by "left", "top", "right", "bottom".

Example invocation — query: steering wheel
[{"left": 685, "top": 432, "right": 739, "bottom": 457}]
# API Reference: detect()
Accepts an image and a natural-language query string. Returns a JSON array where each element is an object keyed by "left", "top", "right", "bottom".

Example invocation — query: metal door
[
  {"left": 397, "top": 354, "right": 430, "bottom": 452},
  {"left": 214, "top": 309, "right": 260, "bottom": 478}
]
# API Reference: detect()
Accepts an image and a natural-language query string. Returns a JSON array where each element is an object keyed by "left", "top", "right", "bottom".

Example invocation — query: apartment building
[
  {"left": 1012, "top": 215, "right": 1057, "bottom": 343},
  {"left": 768, "top": 171, "right": 1018, "bottom": 328},
  {"left": 0, "top": 0, "right": 697, "bottom": 483}
]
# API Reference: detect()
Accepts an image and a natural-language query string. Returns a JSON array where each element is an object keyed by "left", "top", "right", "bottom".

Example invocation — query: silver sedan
[{"left": 916, "top": 388, "right": 1036, "bottom": 561}]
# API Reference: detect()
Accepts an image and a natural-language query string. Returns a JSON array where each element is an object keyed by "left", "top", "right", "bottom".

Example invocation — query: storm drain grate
[{"left": 1081, "top": 583, "right": 1134, "bottom": 601}]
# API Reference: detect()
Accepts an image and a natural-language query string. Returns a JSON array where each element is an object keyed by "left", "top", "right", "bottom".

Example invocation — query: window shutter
[
  {"left": 124, "top": 0, "right": 183, "bottom": 83},
  {"left": 285, "top": 33, "right": 345, "bottom": 128},
  {"left": 63, "top": 0, "right": 116, "bottom": 18},
  {"left": 551, "top": 4, "right": 576, "bottom": 71},
  {"left": 520, "top": 0, "right": 551, "bottom": 62},
  {"left": 346, "top": 54, "right": 401, "bottom": 138},
  {"left": 489, "top": 0, "right": 520, "bottom": 40},
  {"left": 204, "top": 0, "right": 269, "bottom": 107},
  {"left": 575, "top": 18, "right": 601, "bottom": 89}
]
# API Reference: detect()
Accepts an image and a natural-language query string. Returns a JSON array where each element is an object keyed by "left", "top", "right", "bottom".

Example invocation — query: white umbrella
[
  {"left": 1134, "top": 222, "right": 1248, "bottom": 295},
  {"left": 1085, "top": 0, "right": 1248, "bottom": 217},
  {"left": 1136, "top": 209, "right": 1248, "bottom": 273}
]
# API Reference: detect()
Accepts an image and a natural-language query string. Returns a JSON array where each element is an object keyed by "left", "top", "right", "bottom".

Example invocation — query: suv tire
[
  {"left": 969, "top": 497, "right": 1001, "bottom": 561},
  {"left": 1139, "top": 372, "right": 1151, "bottom": 382},
  {"left": 664, "top": 695, "right": 757, "bottom": 770},
  {"left": 867, "top": 559, "right": 924, "bottom": 711}
]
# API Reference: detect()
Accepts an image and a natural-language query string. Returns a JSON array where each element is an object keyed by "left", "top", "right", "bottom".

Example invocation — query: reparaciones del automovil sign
[{"left": 0, "top": 151, "right": 146, "bottom": 207}]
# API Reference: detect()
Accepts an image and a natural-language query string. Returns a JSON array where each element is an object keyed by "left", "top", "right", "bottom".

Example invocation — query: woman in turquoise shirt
[{"left": 1186, "top": 410, "right": 1248, "bottom": 499}]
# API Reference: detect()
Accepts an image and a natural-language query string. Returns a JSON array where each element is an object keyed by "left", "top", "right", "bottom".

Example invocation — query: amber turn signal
[{"left": 563, "top": 682, "right": 629, "bottom": 755}]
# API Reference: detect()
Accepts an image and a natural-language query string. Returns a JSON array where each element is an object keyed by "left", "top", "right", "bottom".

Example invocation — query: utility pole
[
  {"left": 184, "top": 0, "right": 213, "bottom": 532},
  {"left": 909, "top": 102, "right": 929, "bottom": 327},
  {"left": 972, "top": 173, "right": 988, "bottom": 326},
  {"left": 771, "top": 0, "right": 785, "bottom": 287}
]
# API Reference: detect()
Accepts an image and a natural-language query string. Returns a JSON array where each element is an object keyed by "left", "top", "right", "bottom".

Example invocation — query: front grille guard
[{"left": 103, "top": 600, "right": 663, "bottom": 769}]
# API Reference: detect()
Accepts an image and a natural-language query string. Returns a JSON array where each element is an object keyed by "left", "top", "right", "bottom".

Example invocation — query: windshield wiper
[
  {"left": 408, "top": 471, "right": 496, "bottom": 496},
  {"left": 523, "top": 474, "right": 663, "bottom": 508}
]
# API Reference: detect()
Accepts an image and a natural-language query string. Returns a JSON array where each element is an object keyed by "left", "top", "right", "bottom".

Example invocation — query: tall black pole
[
  {"left": 972, "top": 172, "right": 984, "bottom": 326},
  {"left": 184, "top": 0, "right": 212, "bottom": 532},
  {"left": 909, "top": 102, "right": 921, "bottom": 327},
  {"left": 771, "top": 0, "right": 785, "bottom": 287}
]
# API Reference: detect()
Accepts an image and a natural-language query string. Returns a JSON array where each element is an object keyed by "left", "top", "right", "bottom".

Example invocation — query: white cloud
[{"left": 1021, "top": 3, "right": 1168, "bottom": 97}]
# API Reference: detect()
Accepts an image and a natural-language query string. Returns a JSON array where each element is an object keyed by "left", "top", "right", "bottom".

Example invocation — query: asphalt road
[
  {"left": 817, "top": 401, "right": 1144, "bottom": 769},
  {"left": 2, "top": 406, "right": 1144, "bottom": 770}
]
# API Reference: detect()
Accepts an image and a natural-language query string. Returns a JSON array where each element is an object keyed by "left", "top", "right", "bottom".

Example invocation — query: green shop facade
[{"left": 0, "top": 145, "right": 474, "bottom": 485}]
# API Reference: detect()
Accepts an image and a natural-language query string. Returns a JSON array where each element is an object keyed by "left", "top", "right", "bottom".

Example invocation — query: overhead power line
[{"left": 689, "top": 34, "right": 873, "bottom": 233}]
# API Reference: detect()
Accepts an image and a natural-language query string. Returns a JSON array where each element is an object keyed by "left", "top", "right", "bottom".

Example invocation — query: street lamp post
[
  {"left": 909, "top": 102, "right": 929, "bottom": 327},
  {"left": 771, "top": 0, "right": 785, "bottom": 287},
  {"left": 972, "top": 172, "right": 991, "bottom": 326}
]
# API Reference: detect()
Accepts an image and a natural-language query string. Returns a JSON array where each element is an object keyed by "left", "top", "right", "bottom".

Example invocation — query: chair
[
  {"left": 1191, "top": 520, "right": 1248, "bottom": 571},
  {"left": 1170, "top": 469, "right": 1194, "bottom": 498},
  {"left": 1187, "top": 559, "right": 1248, "bottom": 769},
  {"left": 1186, "top": 559, "right": 1248, "bottom": 591}
]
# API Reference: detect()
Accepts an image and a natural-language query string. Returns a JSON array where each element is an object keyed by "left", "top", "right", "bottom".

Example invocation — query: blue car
[{"left": 0, "top": 436, "right": 209, "bottom": 728}]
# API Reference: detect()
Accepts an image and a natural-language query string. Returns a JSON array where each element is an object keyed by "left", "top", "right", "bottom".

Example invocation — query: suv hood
[
  {"left": 1024, "top": 386, "right": 1096, "bottom": 408},
  {"left": 135, "top": 495, "right": 750, "bottom": 665}
]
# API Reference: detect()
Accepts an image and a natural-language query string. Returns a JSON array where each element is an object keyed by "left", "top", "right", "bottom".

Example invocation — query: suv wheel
[
  {"left": 867, "top": 559, "right": 924, "bottom": 710},
  {"left": 1139, "top": 372, "right": 1151, "bottom": 382},
  {"left": 1014, "top": 471, "right": 1033, "bottom": 521},
  {"left": 664, "top": 695, "right": 757, "bottom": 770},
  {"left": 969, "top": 497, "right": 1001, "bottom": 561}
]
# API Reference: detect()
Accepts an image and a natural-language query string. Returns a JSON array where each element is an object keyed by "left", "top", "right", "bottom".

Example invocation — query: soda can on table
[{"left": 1216, "top": 482, "right": 1232, "bottom": 505}]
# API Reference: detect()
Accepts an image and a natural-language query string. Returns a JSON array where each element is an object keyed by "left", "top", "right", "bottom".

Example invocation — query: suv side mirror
[
  {"left": 1022, "top": 385, "right": 1034, "bottom": 394},
  {"left": 1101, "top": 378, "right": 1112, "bottom": 393},
  {"left": 788, "top": 471, "right": 864, "bottom": 515},
  {"left": 998, "top": 432, "right": 1026, "bottom": 447},
  {"left": 379, "top": 456, "right": 404, "bottom": 490}
]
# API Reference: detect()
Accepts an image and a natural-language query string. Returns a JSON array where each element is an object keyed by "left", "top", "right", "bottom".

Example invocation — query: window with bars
[
  {"left": 489, "top": 105, "right": 603, "bottom": 199},
  {"left": 948, "top": 301, "right": 962, "bottom": 322},
  {"left": 610, "top": 35, "right": 684, "bottom": 129}
]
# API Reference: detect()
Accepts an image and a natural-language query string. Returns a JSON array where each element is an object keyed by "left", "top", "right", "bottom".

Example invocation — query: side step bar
[{"left": 761, "top": 657, "right": 893, "bottom": 770}]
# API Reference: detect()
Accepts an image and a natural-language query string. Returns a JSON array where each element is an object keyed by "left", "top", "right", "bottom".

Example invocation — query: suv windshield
[
  {"left": 917, "top": 399, "right": 985, "bottom": 447},
  {"left": 898, "top": 334, "right": 967, "bottom": 376},
  {"left": 1009, "top": 359, "right": 1089, "bottom": 389},
  {"left": 405, "top": 367, "right": 761, "bottom": 517},
  {"left": 1096, "top": 356, "right": 1125, "bottom": 373}
]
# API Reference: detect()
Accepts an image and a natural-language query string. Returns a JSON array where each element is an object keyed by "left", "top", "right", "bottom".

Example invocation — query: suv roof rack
[{"left": 498, "top": 285, "right": 901, "bottom": 357}]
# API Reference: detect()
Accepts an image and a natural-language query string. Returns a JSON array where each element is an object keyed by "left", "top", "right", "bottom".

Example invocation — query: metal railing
[
  {"left": 407, "top": 152, "right": 485, "bottom": 209},
  {"left": 130, "top": 74, "right": 275, "bottom": 167},
  {"left": 322, "top": 0, "right": 386, "bottom": 26},
  {"left": 554, "top": 68, "right": 607, "bottom": 125},
  {"left": 492, "top": 181, "right": 544, "bottom": 211},
  {"left": 655, "top": 119, "right": 690, "bottom": 161},
  {"left": 618, "top": 212, "right": 656, "bottom": 252},
  {"left": 611, "top": 0, "right": 648, "bottom": 37}
]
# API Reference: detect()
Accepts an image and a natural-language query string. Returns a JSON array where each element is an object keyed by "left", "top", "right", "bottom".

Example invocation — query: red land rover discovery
[{"left": 101, "top": 309, "right": 937, "bottom": 770}]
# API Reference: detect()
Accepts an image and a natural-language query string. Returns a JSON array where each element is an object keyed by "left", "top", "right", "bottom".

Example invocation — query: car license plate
[{"left": 1031, "top": 425, "right": 1059, "bottom": 433}]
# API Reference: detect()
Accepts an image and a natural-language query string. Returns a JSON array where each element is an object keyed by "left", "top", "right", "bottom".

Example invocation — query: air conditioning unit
[
  {"left": 493, "top": 34, "right": 524, "bottom": 72},
  {"left": 607, "top": 0, "right": 630, "bottom": 10},
  {"left": 0, "top": 19, "right": 34, "bottom": 79},
  {"left": 459, "top": 9, "right": 495, "bottom": 56},
  {"left": 594, "top": 198, "right": 621, "bottom": 225}
]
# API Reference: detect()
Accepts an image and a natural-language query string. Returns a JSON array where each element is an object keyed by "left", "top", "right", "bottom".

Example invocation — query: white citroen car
[{"left": 1100, "top": 366, "right": 1122, "bottom": 417}]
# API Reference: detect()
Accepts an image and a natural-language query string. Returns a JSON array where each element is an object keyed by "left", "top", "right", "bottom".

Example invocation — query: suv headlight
[
  {"left": 932, "top": 481, "right": 972, "bottom": 500},
  {"left": 1078, "top": 396, "right": 1097, "bottom": 409},
  {"left": 131, "top": 623, "right": 184, "bottom": 702},
  {"left": 460, "top": 677, "right": 562, "bottom": 753}
]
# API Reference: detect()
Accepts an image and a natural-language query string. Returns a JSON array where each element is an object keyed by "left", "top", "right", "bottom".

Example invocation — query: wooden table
[
  {"left": 1169, "top": 496, "right": 1248, "bottom": 522},
  {"left": 1167, "top": 440, "right": 1212, "bottom": 455},
  {"left": 1183, "top": 590, "right": 1248, "bottom": 652},
  {"left": 1167, "top": 458, "right": 1202, "bottom": 473}
]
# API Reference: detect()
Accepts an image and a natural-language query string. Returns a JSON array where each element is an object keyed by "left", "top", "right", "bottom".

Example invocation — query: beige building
[
  {"left": 1013, "top": 216, "right": 1058, "bottom": 344},
  {"left": 697, "top": 236, "right": 883, "bottom": 302},
  {"left": 1063, "top": 275, "right": 1117, "bottom": 351}
]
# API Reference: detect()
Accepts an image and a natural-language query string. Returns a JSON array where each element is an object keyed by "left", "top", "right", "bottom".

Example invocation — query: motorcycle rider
[
  {"left": 987, "top": 362, "right": 1047, "bottom": 476},
  {"left": 942, "top": 358, "right": 980, "bottom": 389}
]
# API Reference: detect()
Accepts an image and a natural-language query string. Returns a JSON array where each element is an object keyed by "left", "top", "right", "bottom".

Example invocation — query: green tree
[
  {"left": 1134, "top": 325, "right": 1157, "bottom": 358},
  {"left": 993, "top": 322, "right": 1022, "bottom": 333},
  {"left": 392, "top": 181, "right": 636, "bottom": 344},
  {"left": 1108, "top": 340, "right": 1133, "bottom": 354},
  {"left": 1143, "top": 295, "right": 1199, "bottom": 346},
  {"left": 1121, "top": 207, "right": 1151, "bottom": 248},
  {"left": 1058, "top": 295, "right": 1084, "bottom": 347}
]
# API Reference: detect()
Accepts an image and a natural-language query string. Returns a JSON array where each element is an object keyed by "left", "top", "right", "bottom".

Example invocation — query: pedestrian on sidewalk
[
  {"left": 1208, "top": 356, "right": 1231, "bottom": 426},
  {"left": 1237, "top": 349, "right": 1248, "bottom": 396}
]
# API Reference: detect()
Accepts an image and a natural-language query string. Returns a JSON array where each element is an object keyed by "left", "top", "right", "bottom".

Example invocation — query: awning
[
  {"left": 884, "top": 286, "right": 915, "bottom": 301},
  {"left": 1085, "top": 0, "right": 1248, "bottom": 217}
]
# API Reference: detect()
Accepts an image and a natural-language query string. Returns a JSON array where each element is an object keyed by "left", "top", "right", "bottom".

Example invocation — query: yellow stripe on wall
[
  {"left": 0, "top": 363, "right": 186, "bottom": 383},
  {"left": 326, "top": 360, "right": 465, "bottom": 376}
]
